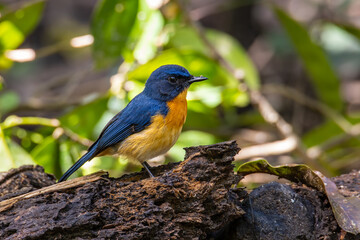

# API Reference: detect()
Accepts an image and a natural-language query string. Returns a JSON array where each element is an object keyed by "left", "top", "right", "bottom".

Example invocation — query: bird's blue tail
[{"left": 58, "top": 147, "right": 97, "bottom": 182}]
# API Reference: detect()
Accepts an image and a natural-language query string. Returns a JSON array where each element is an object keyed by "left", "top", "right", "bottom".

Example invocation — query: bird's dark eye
[{"left": 168, "top": 76, "right": 177, "bottom": 84}]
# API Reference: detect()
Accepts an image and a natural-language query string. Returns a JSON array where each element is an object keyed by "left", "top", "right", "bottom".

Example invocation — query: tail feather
[{"left": 58, "top": 147, "right": 97, "bottom": 182}]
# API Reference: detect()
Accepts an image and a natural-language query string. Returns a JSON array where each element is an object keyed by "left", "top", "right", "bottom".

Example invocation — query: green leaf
[
  {"left": 0, "top": 1, "right": 44, "bottom": 69},
  {"left": 167, "top": 26, "right": 207, "bottom": 54},
  {"left": 237, "top": 159, "right": 360, "bottom": 235},
  {"left": 91, "top": 0, "right": 139, "bottom": 67},
  {"left": 274, "top": 8, "right": 342, "bottom": 110},
  {"left": 60, "top": 97, "right": 108, "bottom": 139},
  {"left": 0, "top": 126, "right": 14, "bottom": 171},
  {"left": 336, "top": 23, "right": 360, "bottom": 42},
  {"left": 8, "top": 139, "right": 35, "bottom": 165},
  {"left": 206, "top": 30, "right": 260, "bottom": 90},
  {"left": 222, "top": 87, "right": 249, "bottom": 108},
  {"left": 320, "top": 24, "right": 360, "bottom": 53},
  {"left": 59, "top": 140, "right": 78, "bottom": 179},
  {"left": 1, "top": 1, "right": 44, "bottom": 36},
  {"left": 189, "top": 85, "right": 223, "bottom": 108},
  {"left": 0, "top": 136, "right": 35, "bottom": 171},
  {"left": 0, "top": 91, "right": 20, "bottom": 116},
  {"left": 132, "top": 9, "right": 164, "bottom": 63},
  {"left": 121, "top": 0, "right": 164, "bottom": 63},
  {"left": 302, "top": 120, "right": 343, "bottom": 148},
  {"left": 186, "top": 103, "right": 220, "bottom": 130},
  {"left": 0, "top": 21, "right": 24, "bottom": 50},
  {"left": 31, "top": 136, "right": 60, "bottom": 176}
]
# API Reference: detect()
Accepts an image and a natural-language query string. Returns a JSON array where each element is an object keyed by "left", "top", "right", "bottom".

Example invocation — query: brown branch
[
  {"left": 234, "top": 136, "right": 297, "bottom": 161},
  {"left": 263, "top": 84, "right": 360, "bottom": 159},
  {"left": 52, "top": 127, "right": 93, "bottom": 147}
]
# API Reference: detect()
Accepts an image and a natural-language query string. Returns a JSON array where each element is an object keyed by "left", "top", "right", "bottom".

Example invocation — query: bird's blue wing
[{"left": 92, "top": 93, "right": 168, "bottom": 153}]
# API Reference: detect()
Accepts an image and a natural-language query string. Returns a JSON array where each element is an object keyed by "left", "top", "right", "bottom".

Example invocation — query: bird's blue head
[{"left": 143, "top": 64, "right": 207, "bottom": 101}]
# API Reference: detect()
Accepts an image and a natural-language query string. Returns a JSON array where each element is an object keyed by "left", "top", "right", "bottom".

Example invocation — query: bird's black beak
[{"left": 188, "top": 75, "right": 208, "bottom": 84}]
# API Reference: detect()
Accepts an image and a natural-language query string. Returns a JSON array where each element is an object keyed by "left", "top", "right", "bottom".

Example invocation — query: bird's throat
[{"left": 166, "top": 89, "right": 188, "bottom": 128}]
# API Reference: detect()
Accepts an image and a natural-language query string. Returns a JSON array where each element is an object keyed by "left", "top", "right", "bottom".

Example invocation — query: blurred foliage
[
  {"left": 1, "top": 0, "right": 360, "bottom": 180},
  {"left": 0, "top": 1, "right": 44, "bottom": 68},
  {"left": 274, "top": 8, "right": 343, "bottom": 111}
]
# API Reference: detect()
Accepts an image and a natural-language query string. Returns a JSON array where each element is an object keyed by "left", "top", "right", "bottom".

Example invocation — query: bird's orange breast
[
  {"left": 111, "top": 89, "right": 188, "bottom": 163},
  {"left": 165, "top": 89, "right": 188, "bottom": 128}
]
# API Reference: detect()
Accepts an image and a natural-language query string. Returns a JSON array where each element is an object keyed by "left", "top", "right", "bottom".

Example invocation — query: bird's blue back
[{"left": 89, "top": 92, "right": 169, "bottom": 154}]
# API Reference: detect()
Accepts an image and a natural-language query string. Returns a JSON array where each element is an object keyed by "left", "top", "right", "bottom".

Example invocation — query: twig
[
  {"left": 0, "top": 170, "right": 107, "bottom": 212},
  {"left": 1, "top": 116, "right": 60, "bottom": 129},
  {"left": 234, "top": 136, "right": 297, "bottom": 161},
  {"left": 0, "top": 115, "right": 93, "bottom": 147},
  {"left": 52, "top": 127, "right": 93, "bottom": 147},
  {"left": 189, "top": 0, "right": 258, "bottom": 21},
  {"left": 262, "top": 84, "right": 353, "bottom": 133}
]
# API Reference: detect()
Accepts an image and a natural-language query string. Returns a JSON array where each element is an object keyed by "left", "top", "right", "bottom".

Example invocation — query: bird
[{"left": 58, "top": 64, "right": 207, "bottom": 182}]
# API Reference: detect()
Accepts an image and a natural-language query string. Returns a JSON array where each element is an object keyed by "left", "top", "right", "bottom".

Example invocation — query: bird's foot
[{"left": 142, "top": 161, "right": 155, "bottom": 178}]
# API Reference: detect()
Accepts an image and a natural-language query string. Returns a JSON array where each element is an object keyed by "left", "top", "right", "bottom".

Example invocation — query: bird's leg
[{"left": 142, "top": 161, "right": 155, "bottom": 178}]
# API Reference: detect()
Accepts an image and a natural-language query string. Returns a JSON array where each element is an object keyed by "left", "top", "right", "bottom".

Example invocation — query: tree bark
[
  {"left": 0, "top": 141, "right": 244, "bottom": 240},
  {"left": 1, "top": 141, "right": 358, "bottom": 239}
]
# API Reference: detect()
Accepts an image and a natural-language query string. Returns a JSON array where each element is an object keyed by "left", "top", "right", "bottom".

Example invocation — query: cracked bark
[{"left": 0, "top": 141, "right": 244, "bottom": 240}]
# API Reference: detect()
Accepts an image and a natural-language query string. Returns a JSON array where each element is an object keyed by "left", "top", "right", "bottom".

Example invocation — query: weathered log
[
  {"left": 1, "top": 141, "right": 358, "bottom": 239},
  {"left": 0, "top": 141, "right": 244, "bottom": 240}
]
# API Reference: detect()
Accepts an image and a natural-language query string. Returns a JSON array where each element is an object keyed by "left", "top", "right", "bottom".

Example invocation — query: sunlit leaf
[
  {"left": 237, "top": 159, "right": 360, "bottom": 234},
  {"left": 0, "top": 21, "right": 24, "bottom": 50},
  {"left": 0, "top": 55, "right": 12, "bottom": 69},
  {"left": 274, "top": 8, "right": 343, "bottom": 110},
  {"left": 222, "top": 87, "right": 249, "bottom": 108},
  {"left": 59, "top": 140, "right": 81, "bottom": 180},
  {"left": 320, "top": 24, "right": 360, "bottom": 53},
  {"left": 336, "top": 23, "right": 360, "bottom": 42},
  {"left": 0, "top": 127, "right": 14, "bottom": 171},
  {"left": 125, "top": 0, "right": 164, "bottom": 63},
  {"left": 91, "top": 0, "right": 139, "bottom": 67},
  {"left": 1, "top": 1, "right": 44, "bottom": 36},
  {"left": 0, "top": 138, "right": 35, "bottom": 171},
  {"left": 0, "top": 1, "right": 44, "bottom": 69},
  {"left": 133, "top": 10, "right": 163, "bottom": 63},
  {"left": 188, "top": 85, "right": 223, "bottom": 108}
]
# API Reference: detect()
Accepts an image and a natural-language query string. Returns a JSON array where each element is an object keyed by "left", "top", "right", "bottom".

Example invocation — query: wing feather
[{"left": 91, "top": 93, "right": 168, "bottom": 153}]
